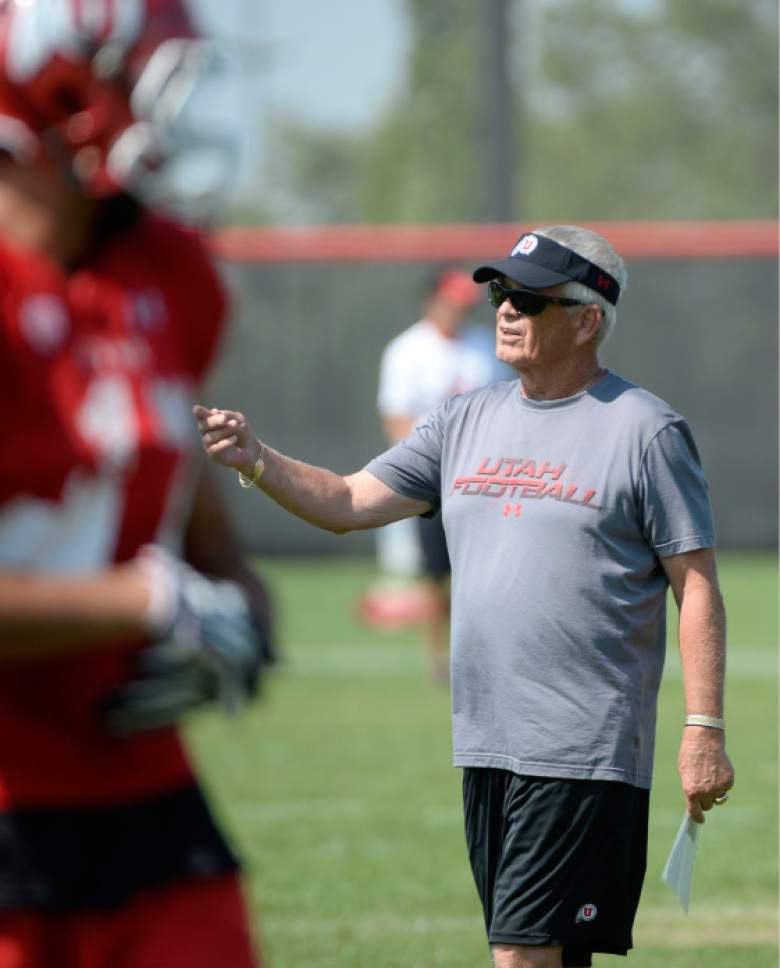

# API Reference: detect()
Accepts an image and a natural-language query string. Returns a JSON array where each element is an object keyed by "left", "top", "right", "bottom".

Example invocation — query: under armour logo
[{"left": 595, "top": 274, "right": 611, "bottom": 291}]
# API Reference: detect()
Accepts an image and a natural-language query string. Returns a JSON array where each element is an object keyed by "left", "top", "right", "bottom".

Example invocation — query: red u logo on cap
[{"left": 513, "top": 234, "right": 539, "bottom": 256}]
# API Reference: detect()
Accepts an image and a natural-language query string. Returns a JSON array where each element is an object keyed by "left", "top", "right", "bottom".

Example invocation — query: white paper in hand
[{"left": 661, "top": 812, "right": 701, "bottom": 913}]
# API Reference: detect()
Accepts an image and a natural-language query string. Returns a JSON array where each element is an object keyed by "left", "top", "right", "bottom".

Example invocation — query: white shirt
[{"left": 378, "top": 319, "right": 510, "bottom": 423}]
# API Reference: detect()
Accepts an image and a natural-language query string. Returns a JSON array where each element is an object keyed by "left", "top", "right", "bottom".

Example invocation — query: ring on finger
[{"left": 713, "top": 792, "right": 729, "bottom": 805}]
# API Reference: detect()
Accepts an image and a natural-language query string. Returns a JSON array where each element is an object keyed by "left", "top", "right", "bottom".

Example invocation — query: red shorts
[{"left": 0, "top": 874, "right": 259, "bottom": 968}]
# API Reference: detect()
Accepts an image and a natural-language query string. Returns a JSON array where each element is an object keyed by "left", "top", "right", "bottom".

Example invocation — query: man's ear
[{"left": 575, "top": 305, "right": 602, "bottom": 345}]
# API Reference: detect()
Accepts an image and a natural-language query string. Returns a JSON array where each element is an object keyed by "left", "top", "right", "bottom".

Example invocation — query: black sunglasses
[{"left": 487, "top": 280, "right": 585, "bottom": 316}]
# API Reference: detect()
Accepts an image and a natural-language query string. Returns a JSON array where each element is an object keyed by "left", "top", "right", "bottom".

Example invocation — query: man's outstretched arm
[{"left": 193, "top": 404, "right": 431, "bottom": 534}]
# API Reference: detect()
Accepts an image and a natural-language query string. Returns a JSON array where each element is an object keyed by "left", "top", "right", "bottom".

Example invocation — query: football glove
[{"left": 103, "top": 545, "right": 267, "bottom": 736}]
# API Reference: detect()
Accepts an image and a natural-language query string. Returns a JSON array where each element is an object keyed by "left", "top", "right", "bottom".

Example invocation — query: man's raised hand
[{"left": 193, "top": 404, "right": 262, "bottom": 478}]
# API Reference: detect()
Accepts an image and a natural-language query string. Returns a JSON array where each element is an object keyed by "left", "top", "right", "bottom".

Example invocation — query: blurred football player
[{"left": 0, "top": 1, "right": 270, "bottom": 965}]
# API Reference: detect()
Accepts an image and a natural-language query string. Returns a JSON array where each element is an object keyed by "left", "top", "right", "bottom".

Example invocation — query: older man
[{"left": 195, "top": 225, "right": 734, "bottom": 968}]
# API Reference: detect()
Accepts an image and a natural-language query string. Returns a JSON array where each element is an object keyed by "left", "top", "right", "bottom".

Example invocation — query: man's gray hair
[{"left": 534, "top": 225, "right": 627, "bottom": 345}]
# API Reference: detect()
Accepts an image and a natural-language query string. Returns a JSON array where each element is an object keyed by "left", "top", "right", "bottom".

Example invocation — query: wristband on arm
[{"left": 684, "top": 714, "right": 725, "bottom": 730}]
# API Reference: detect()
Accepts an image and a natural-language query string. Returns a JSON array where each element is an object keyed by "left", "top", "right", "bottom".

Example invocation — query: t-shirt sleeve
[
  {"left": 364, "top": 401, "right": 446, "bottom": 513},
  {"left": 637, "top": 420, "right": 716, "bottom": 557}
]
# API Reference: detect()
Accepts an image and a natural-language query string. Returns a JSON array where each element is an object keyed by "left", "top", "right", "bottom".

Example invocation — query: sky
[{"left": 190, "top": 0, "right": 658, "bottom": 129}]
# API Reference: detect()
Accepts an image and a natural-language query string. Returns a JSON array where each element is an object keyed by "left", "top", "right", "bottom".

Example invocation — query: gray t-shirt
[{"left": 365, "top": 370, "right": 715, "bottom": 789}]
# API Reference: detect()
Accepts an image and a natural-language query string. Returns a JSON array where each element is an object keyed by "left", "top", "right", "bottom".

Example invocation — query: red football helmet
[{"left": 0, "top": 0, "right": 238, "bottom": 218}]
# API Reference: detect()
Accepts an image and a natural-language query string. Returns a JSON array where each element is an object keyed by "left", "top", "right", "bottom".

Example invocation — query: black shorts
[
  {"left": 415, "top": 514, "right": 450, "bottom": 578},
  {"left": 462, "top": 769, "right": 649, "bottom": 967}
]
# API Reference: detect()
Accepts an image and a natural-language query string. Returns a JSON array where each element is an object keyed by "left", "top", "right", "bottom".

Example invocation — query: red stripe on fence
[{"left": 210, "top": 220, "right": 778, "bottom": 263}]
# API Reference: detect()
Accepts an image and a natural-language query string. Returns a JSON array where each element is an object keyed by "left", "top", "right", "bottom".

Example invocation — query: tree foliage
[
  {"left": 524, "top": 0, "right": 778, "bottom": 220},
  {"left": 259, "top": 0, "right": 778, "bottom": 223}
]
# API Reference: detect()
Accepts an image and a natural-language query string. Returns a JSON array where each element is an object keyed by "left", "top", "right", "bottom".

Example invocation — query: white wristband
[{"left": 684, "top": 714, "right": 725, "bottom": 730}]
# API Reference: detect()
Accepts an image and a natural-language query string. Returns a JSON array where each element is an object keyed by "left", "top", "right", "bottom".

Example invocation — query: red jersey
[{"left": 0, "top": 212, "right": 227, "bottom": 809}]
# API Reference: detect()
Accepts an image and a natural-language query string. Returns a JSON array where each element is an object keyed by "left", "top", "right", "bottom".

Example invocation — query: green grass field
[{"left": 190, "top": 551, "right": 778, "bottom": 967}]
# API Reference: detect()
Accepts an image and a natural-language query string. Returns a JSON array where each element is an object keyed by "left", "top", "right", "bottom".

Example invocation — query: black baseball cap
[{"left": 473, "top": 232, "right": 621, "bottom": 306}]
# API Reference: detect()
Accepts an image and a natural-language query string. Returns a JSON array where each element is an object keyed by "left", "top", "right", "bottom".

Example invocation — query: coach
[{"left": 194, "top": 225, "right": 734, "bottom": 968}]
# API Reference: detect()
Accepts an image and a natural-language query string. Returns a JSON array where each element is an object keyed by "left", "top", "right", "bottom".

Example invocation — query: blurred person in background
[
  {"left": 0, "top": 1, "right": 273, "bottom": 965},
  {"left": 194, "top": 224, "right": 733, "bottom": 968},
  {"left": 361, "top": 266, "right": 511, "bottom": 683}
]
